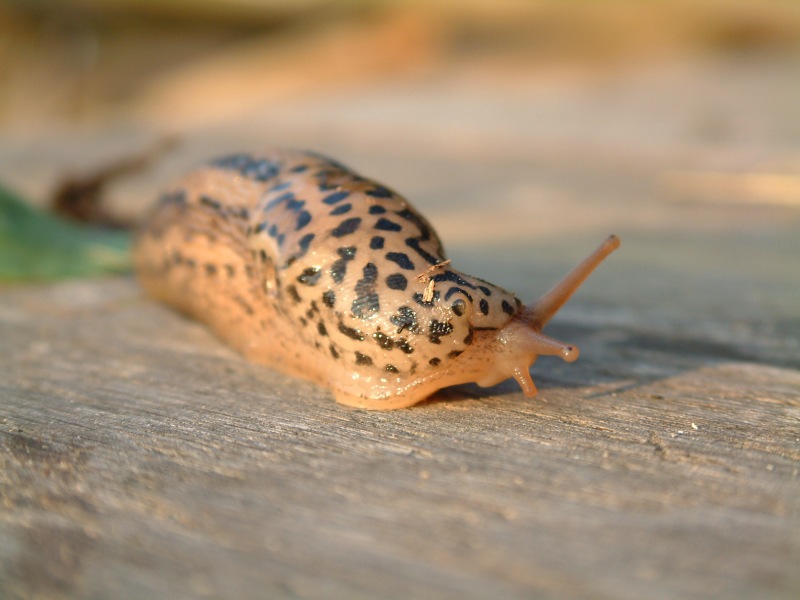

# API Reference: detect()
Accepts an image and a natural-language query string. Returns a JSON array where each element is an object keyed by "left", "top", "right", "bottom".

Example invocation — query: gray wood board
[
  {"left": 2, "top": 241, "right": 798, "bottom": 600},
  {"left": 2, "top": 54, "right": 800, "bottom": 600}
]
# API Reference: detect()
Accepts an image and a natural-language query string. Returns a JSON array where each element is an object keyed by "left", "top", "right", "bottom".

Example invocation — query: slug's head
[
  {"left": 462, "top": 315, "right": 579, "bottom": 396},
  {"left": 426, "top": 235, "right": 620, "bottom": 399}
]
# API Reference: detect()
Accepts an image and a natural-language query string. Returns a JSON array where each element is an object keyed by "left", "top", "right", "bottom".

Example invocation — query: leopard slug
[{"left": 134, "top": 150, "right": 620, "bottom": 409}]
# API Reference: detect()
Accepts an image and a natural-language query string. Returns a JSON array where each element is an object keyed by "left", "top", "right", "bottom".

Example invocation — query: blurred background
[
  {"left": 1, "top": 0, "right": 799, "bottom": 330},
  {"left": 3, "top": 0, "right": 800, "bottom": 199}
]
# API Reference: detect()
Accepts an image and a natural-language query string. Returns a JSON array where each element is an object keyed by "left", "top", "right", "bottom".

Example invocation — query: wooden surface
[{"left": 2, "top": 54, "right": 800, "bottom": 599}]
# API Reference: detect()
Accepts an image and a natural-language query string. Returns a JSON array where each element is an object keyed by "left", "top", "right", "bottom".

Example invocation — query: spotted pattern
[
  {"left": 136, "top": 149, "right": 523, "bottom": 402},
  {"left": 241, "top": 151, "right": 522, "bottom": 371}
]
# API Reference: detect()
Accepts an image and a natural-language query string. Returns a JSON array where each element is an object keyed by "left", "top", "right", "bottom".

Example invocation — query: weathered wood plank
[
  {"left": 2, "top": 53, "right": 800, "bottom": 600},
  {"left": 1, "top": 257, "right": 798, "bottom": 600}
]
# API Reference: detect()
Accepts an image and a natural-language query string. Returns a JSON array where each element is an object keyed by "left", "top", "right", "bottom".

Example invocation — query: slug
[{"left": 134, "top": 150, "right": 620, "bottom": 409}]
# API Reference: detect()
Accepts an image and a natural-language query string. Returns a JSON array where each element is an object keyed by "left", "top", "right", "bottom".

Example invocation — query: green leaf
[{"left": 0, "top": 183, "right": 132, "bottom": 282}]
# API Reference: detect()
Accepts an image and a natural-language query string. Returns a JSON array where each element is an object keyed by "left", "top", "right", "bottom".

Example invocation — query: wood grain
[
  {"left": 2, "top": 254, "right": 798, "bottom": 600},
  {"left": 2, "top": 52, "right": 800, "bottom": 600}
]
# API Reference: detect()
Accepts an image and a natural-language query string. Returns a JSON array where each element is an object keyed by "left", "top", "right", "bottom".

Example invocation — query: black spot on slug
[
  {"left": 445, "top": 286, "right": 473, "bottom": 302},
  {"left": 433, "top": 270, "right": 477, "bottom": 289},
  {"left": 231, "top": 206, "right": 249, "bottom": 220},
  {"left": 351, "top": 263, "right": 380, "bottom": 319},
  {"left": 269, "top": 181, "right": 292, "bottom": 192},
  {"left": 412, "top": 291, "right": 439, "bottom": 307},
  {"left": 234, "top": 296, "right": 254, "bottom": 316},
  {"left": 428, "top": 319, "right": 454, "bottom": 345},
  {"left": 211, "top": 154, "right": 281, "bottom": 182},
  {"left": 366, "top": 186, "right": 393, "bottom": 198},
  {"left": 374, "top": 218, "right": 402, "bottom": 232},
  {"left": 390, "top": 306, "right": 419, "bottom": 334},
  {"left": 322, "top": 290, "right": 336, "bottom": 308},
  {"left": 286, "top": 197, "right": 305, "bottom": 212},
  {"left": 386, "top": 273, "right": 408, "bottom": 290},
  {"left": 317, "top": 321, "right": 328, "bottom": 337},
  {"left": 331, "top": 217, "right": 361, "bottom": 238},
  {"left": 451, "top": 299, "right": 466, "bottom": 316},
  {"left": 501, "top": 300, "right": 515, "bottom": 315},
  {"left": 286, "top": 285, "right": 302, "bottom": 304},
  {"left": 479, "top": 299, "right": 489, "bottom": 315},
  {"left": 322, "top": 190, "right": 350, "bottom": 205},
  {"left": 296, "top": 210, "right": 312, "bottom": 230},
  {"left": 384, "top": 364, "right": 399, "bottom": 373},
  {"left": 395, "top": 339, "right": 414, "bottom": 354},
  {"left": 370, "top": 236, "right": 385, "bottom": 250},
  {"left": 369, "top": 205, "right": 386, "bottom": 214},
  {"left": 338, "top": 246, "right": 357, "bottom": 259},
  {"left": 405, "top": 237, "right": 439, "bottom": 265},
  {"left": 297, "top": 233, "right": 315, "bottom": 255},
  {"left": 330, "top": 245, "right": 357, "bottom": 284},
  {"left": 385, "top": 252, "right": 415, "bottom": 270},
  {"left": 297, "top": 266, "right": 321, "bottom": 286},
  {"left": 355, "top": 351, "right": 373, "bottom": 366},
  {"left": 338, "top": 321, "right": 365, "bottom": 341},
  {"left": 429, "top": 357, "right": 441, "bottom": 367},
  {"left": 199, "top": 195, "right": 222, "bottom": 211},
  {"left": 373, "top": 331, "right": 394, "bottom": 350},
  {"left": 329, "top": 203, "right": 352, "bottom": 216},
  {"left": 463, "top": 327, "right": 474, "bottom": 345},
  {"left": 330, "top": 260, "right": 347, "bottom": 284},
  {"left": 329, "top": 344, "right": 340, "bottom": 359}
]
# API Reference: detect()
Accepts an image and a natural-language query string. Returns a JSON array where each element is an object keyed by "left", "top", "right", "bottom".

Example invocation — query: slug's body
[{"left": 135, "top": 150, "right": 619, "bottom": 409}]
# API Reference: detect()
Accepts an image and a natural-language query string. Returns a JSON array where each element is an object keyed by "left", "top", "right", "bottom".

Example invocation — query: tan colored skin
[{"left": 135, "top": 151, "right": 619, "bottom": 409}]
